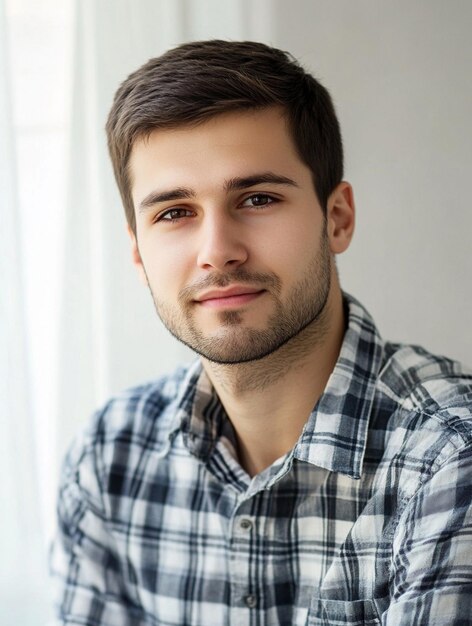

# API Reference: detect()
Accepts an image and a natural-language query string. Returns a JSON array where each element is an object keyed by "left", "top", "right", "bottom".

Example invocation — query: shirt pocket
[{"left": 306, "top": 597, "right": 384, "bottom": 626}]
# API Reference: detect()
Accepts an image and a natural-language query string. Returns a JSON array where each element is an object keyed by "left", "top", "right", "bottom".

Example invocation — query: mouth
[{"left": 195, "top": 287, "right": 266, "bottom": 309}]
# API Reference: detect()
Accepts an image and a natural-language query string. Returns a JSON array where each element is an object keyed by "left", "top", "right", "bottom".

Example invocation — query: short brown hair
[{"left": 106, "top": 40, "right": 344, "bottom": 234}]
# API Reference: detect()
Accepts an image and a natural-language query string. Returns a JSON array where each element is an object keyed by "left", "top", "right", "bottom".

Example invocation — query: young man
[{"left": 51, "top": 40, "right": 472, "bottom": 625}]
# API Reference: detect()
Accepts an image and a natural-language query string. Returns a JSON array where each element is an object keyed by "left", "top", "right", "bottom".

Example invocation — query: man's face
[{"left": 129, "top": 107, "right": 335, "bottom": 364}]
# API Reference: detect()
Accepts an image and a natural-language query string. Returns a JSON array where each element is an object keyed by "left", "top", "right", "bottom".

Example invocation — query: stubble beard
[{"left": 145, "top": 227, "right": 332, "bottom": 365}]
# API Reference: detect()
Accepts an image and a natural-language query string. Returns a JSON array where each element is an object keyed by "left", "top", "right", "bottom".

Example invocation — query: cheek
[
  {"left": 140, "top": 239, "right": 193, "bottom": 294},
  {"left": 256, "top": 221, "right": 319, "bottom": 272}
]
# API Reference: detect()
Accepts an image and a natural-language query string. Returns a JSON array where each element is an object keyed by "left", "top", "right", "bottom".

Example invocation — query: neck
[{"left": 202, "top": 285, "right": 346, "bottom": 477}]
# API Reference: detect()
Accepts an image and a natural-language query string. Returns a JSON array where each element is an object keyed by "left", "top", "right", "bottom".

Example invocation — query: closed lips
[{"left": 196, "top": 287, "right": 265, "bottom": 302}]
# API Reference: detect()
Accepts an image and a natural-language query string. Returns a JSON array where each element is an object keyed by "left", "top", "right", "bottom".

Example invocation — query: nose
[{"left": 196, "top": 213, "right": 248, "bottom": 271}]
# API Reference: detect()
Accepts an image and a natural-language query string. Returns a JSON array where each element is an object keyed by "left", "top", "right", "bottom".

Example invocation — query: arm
[
  {"left": 384, "top": 444, "right": 472, "bottom": 625},
  {"left": 50, "top": 440, "right": 146, "bottom": 626}
]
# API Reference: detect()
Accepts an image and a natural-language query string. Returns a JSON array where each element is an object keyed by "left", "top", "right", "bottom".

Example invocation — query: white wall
[{"left": 272, "top": 0, "right": 472, "bottom": 364}]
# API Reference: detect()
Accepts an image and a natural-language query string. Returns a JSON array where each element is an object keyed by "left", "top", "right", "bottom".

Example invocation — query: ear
[
  {"left": 326, "top": 181, "right": 355, "bottom": 254},
  {"left": 127, "top": 225, "right": 148, "bottom": 286}
]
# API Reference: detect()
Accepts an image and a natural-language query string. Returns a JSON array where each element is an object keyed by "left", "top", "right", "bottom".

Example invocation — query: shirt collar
[
  {"left": 169, "top": 292, "right": 384, "bottom": 478},
  {"left": 167, "top": 358, "right": 224, "bottom": 460},
  {"left": 293, "top": 292, "right": 384, "bottom": 478}
]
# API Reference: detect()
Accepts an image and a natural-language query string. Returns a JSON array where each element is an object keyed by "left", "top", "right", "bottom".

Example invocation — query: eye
[
  {"left": 156, "top": 208, "right": 194, "bottom": 223},
  {"left": 240, "top": 193, "right": 277, "bottom": 208}
]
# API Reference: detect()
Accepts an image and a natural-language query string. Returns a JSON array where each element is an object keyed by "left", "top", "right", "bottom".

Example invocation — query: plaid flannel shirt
[{"left": 50, "top": 293, "right": 472, "bottom": 625}]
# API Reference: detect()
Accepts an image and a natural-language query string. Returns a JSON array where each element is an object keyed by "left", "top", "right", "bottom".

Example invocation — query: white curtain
[{"left": 0, "top": 1, "right": 52, "bottom": 622}]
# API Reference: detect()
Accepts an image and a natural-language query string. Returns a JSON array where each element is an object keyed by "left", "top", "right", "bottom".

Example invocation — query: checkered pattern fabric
[{"left": 50, "top": 293, "right": 472, "bottom": 625}]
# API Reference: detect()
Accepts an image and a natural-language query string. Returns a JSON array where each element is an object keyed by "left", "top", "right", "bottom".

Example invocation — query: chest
[{"left": 106, "top": 451, "right": 408, "bottom": 625}]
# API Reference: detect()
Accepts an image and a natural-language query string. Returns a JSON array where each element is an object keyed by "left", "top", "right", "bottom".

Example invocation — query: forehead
[{"left": 128, "top": 107, "right": 312, "bottom": 204}]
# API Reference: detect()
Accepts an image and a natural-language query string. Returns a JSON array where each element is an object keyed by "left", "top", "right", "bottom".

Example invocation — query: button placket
[{"left": 229, "top": 502, "right": 262, "bottom": 623}]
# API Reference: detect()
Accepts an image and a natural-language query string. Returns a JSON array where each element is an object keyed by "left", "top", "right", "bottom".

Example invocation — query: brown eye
[
  {"left": 158, "top": 208, "right": 193, "bottom": 222},
  {"left": 241, "top": 194, "right": 276, "bottom": 208}
]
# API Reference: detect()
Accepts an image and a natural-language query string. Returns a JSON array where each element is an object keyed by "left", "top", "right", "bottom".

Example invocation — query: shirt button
[
  {"left": 240, "top": 518, "right": 253, "bottom": 530},
  {"left": 244, "top": 594, "right": 258, "bottom": 608}
]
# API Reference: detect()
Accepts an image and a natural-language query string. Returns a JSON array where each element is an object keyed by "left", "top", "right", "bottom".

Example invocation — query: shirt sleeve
[
  {"left": 384, "top": 443, "right": 472, "bottom": 625},
  {"left": 49, "top": 437, "right": 147, "bottom": 626}
]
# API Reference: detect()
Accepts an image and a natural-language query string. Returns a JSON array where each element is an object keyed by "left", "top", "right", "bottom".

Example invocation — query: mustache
[{"left": 179, "top": 268, "right": 282, "bottom": 303}]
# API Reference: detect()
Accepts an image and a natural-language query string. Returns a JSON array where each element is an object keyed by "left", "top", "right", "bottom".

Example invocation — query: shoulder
[
  {"left": 376, "top": 342, "right": 472, "bottom": 472},
  {"left": 60, "top": 361, "right": 197, "bottom": 494},
  {"left": 96, "top": 363, "right": 192, "bottom": 442},
  {"left": 380, "top": 342, "right": 472, "bottom": 419}
]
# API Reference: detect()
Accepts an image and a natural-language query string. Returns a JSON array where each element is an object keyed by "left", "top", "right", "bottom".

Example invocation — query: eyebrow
[{"left": 138, "top": 172, "right": 299, "bottom": 213}]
